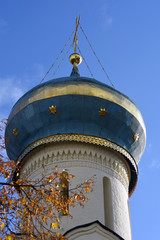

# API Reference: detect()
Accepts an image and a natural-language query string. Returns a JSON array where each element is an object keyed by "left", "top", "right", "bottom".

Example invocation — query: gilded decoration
[
  {"left": 49, "top": 105, "right": 57, "bottom": 115},
  {"left": 69, "top": 53, "right": 82, "bottom": 66},
  {"left": 8, "top": 81, "right": 146, "bottom": 135},
  {"left": 23, "top": 144, "right": 130, "bottom": 192},
  {"left": 13, "top": 128, "right": 19, "bottom": 136},
  {"left": 99, "top": 108, "right": 107, "bottom": 117},
  {"left": 133, "top": 133, "right": 139, "bottom": 142},
  {"left": 17, "top": 134, "right": 137, "bottom": 172}
]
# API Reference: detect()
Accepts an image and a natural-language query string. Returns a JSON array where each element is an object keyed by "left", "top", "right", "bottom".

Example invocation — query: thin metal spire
[{"left": 72, "top": 15, "right": 81, "bottom": 53}]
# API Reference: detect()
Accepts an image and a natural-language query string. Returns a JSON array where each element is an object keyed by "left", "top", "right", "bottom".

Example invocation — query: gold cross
[{"left": 73, "top": 15, "right": 81, "bottom": 53}]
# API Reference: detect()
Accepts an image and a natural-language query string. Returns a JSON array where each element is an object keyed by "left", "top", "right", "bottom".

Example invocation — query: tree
[{"left": 0, "top": 120, "right": 95, "bottom": 240}]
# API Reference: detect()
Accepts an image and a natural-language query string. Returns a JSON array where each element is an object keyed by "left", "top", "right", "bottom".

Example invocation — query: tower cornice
[{"left": 19, "top": 135, "right": 137, "bottom": 196}]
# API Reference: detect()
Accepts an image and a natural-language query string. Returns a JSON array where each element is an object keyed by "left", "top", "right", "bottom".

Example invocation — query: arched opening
[{"left": 103, "top": 177, "right": 113, "bottom": 230}]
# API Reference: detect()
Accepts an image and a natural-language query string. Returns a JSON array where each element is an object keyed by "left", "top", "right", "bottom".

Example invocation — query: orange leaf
[
  {"left": 5, "top": 236, "right": 12, "bottom": 240},
  {"left": 21, "top": 198, "right": 26, "bottom": 205},
  {"left": 86, "top": 187, "right": 90, "bottom": 193},
  {"left": 1, "top": 222, "right": 5, "bottom": 229},
  {"left": 52, "top": 222, "right": 58, "bottom": 229},
  {"left": 70, "top": 174, "right": 74, "bottom": 178},
  {"left": 8, "top": 199, "right": 14, "bottom": 205}
]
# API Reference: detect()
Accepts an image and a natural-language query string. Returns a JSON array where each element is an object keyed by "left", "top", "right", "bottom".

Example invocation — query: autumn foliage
[{"left": 0, "top": 121, "right": 95, "bottom": 239}]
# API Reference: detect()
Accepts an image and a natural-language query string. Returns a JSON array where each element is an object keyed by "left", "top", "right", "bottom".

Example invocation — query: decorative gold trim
[
  {"left": 99, "top": 108, "right": 107, "bottom": 117},
  {"left": 9, "top": 82, "right": 146, "bottom": 135},
  {"left": 69, "top": 53, "right": 82, "bottom": 66},
  {"left": 17, "top": 134, "right": 137, "bottom": 172},
  {"left": 49, "top": 105, "right": 57, "bottom": 114},
  {"left": 23, "top": 145, "right": 130, "bottom": 191},
  {"left": 13, "top": 128, "right": 19, "bottom": 136},
  {"left": 133, "top": 133, "right": 139, "bottom": 142}
]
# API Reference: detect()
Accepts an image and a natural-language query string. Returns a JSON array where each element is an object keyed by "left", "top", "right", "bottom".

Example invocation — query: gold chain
[
  {"left": 77, "top": 45, "right": 94, "bottom": 78},
  {"left": 40, "top": 30, "right": 75, "bottom": 84},
  {"left": 79, "top": 23, "right": 115, "bottom": 88},
  {"left": 39, "top": 18, "right": 115, "bottom": 88},
  {"left": 50, "top": 43, "right": 73, "bottom": 80}
]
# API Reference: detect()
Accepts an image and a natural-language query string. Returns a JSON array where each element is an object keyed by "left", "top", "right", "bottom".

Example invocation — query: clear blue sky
[{"left": 0, "top": 1, "right": 160, "bottom": 239}]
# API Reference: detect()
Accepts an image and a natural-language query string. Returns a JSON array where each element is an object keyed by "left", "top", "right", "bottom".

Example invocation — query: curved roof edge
[{"left": 63, "top": 220, "right": 124, "bottom": 240}]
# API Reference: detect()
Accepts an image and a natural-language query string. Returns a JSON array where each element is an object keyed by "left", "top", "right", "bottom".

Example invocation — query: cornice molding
[
  {"left": 22, "top": 142, "right": 130, "bottom": 191},
  {"left": 18, "top": 134, "right": 137, "bottom": 172}
]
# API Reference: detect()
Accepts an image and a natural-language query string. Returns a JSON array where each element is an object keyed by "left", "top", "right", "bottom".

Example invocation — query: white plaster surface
[
  {"left": 21, "top": 142, "right": 132, "bottom": 240},
  {"left": 65, "top": 222, "right": 122, "bottom": 240}
]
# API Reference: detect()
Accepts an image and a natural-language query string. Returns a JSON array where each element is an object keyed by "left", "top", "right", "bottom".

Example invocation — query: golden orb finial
[{"left": 69, "top": 53, "right": 82, "bottom": 68}]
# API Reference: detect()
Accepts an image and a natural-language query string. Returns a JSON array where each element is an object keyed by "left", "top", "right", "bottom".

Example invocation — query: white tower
[{"left": 5, "top": 51, "right": 146, "bottom": 240}]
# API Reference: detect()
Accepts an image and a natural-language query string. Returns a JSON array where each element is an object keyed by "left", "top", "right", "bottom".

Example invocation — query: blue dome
[{"left": 5, "top": 72, "right": 146, "bottom": 170}]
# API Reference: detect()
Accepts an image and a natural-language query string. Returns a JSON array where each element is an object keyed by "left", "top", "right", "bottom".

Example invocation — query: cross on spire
[{"left": 73, "top": 15, "right": 81, "bottom": 53}]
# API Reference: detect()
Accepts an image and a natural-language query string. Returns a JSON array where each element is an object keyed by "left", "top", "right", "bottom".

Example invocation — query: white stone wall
[
  {"left": 65, "top": 222, "right": 122, "bottom": 240},
  {"left": 21, "top": 142, "right": 132, "bottom": 240}
]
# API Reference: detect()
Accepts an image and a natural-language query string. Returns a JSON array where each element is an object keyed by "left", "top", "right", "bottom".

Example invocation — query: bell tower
[{"left": 5, "top": 19, "right": 146, "bottom": 240}]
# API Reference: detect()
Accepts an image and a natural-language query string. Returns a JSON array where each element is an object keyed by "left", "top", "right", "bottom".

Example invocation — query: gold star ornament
[
  {"left": 133, "top": 133, "right": 139, "bottom": 142},
  {"left": 49, "top": 105, "right": 57, "bottom": 115},
  {"left": 13, "top": 128, "right": 19, "bottom": 136},
  {"left": 99, "top": 108, "right": 107, "bottom": 117}
]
